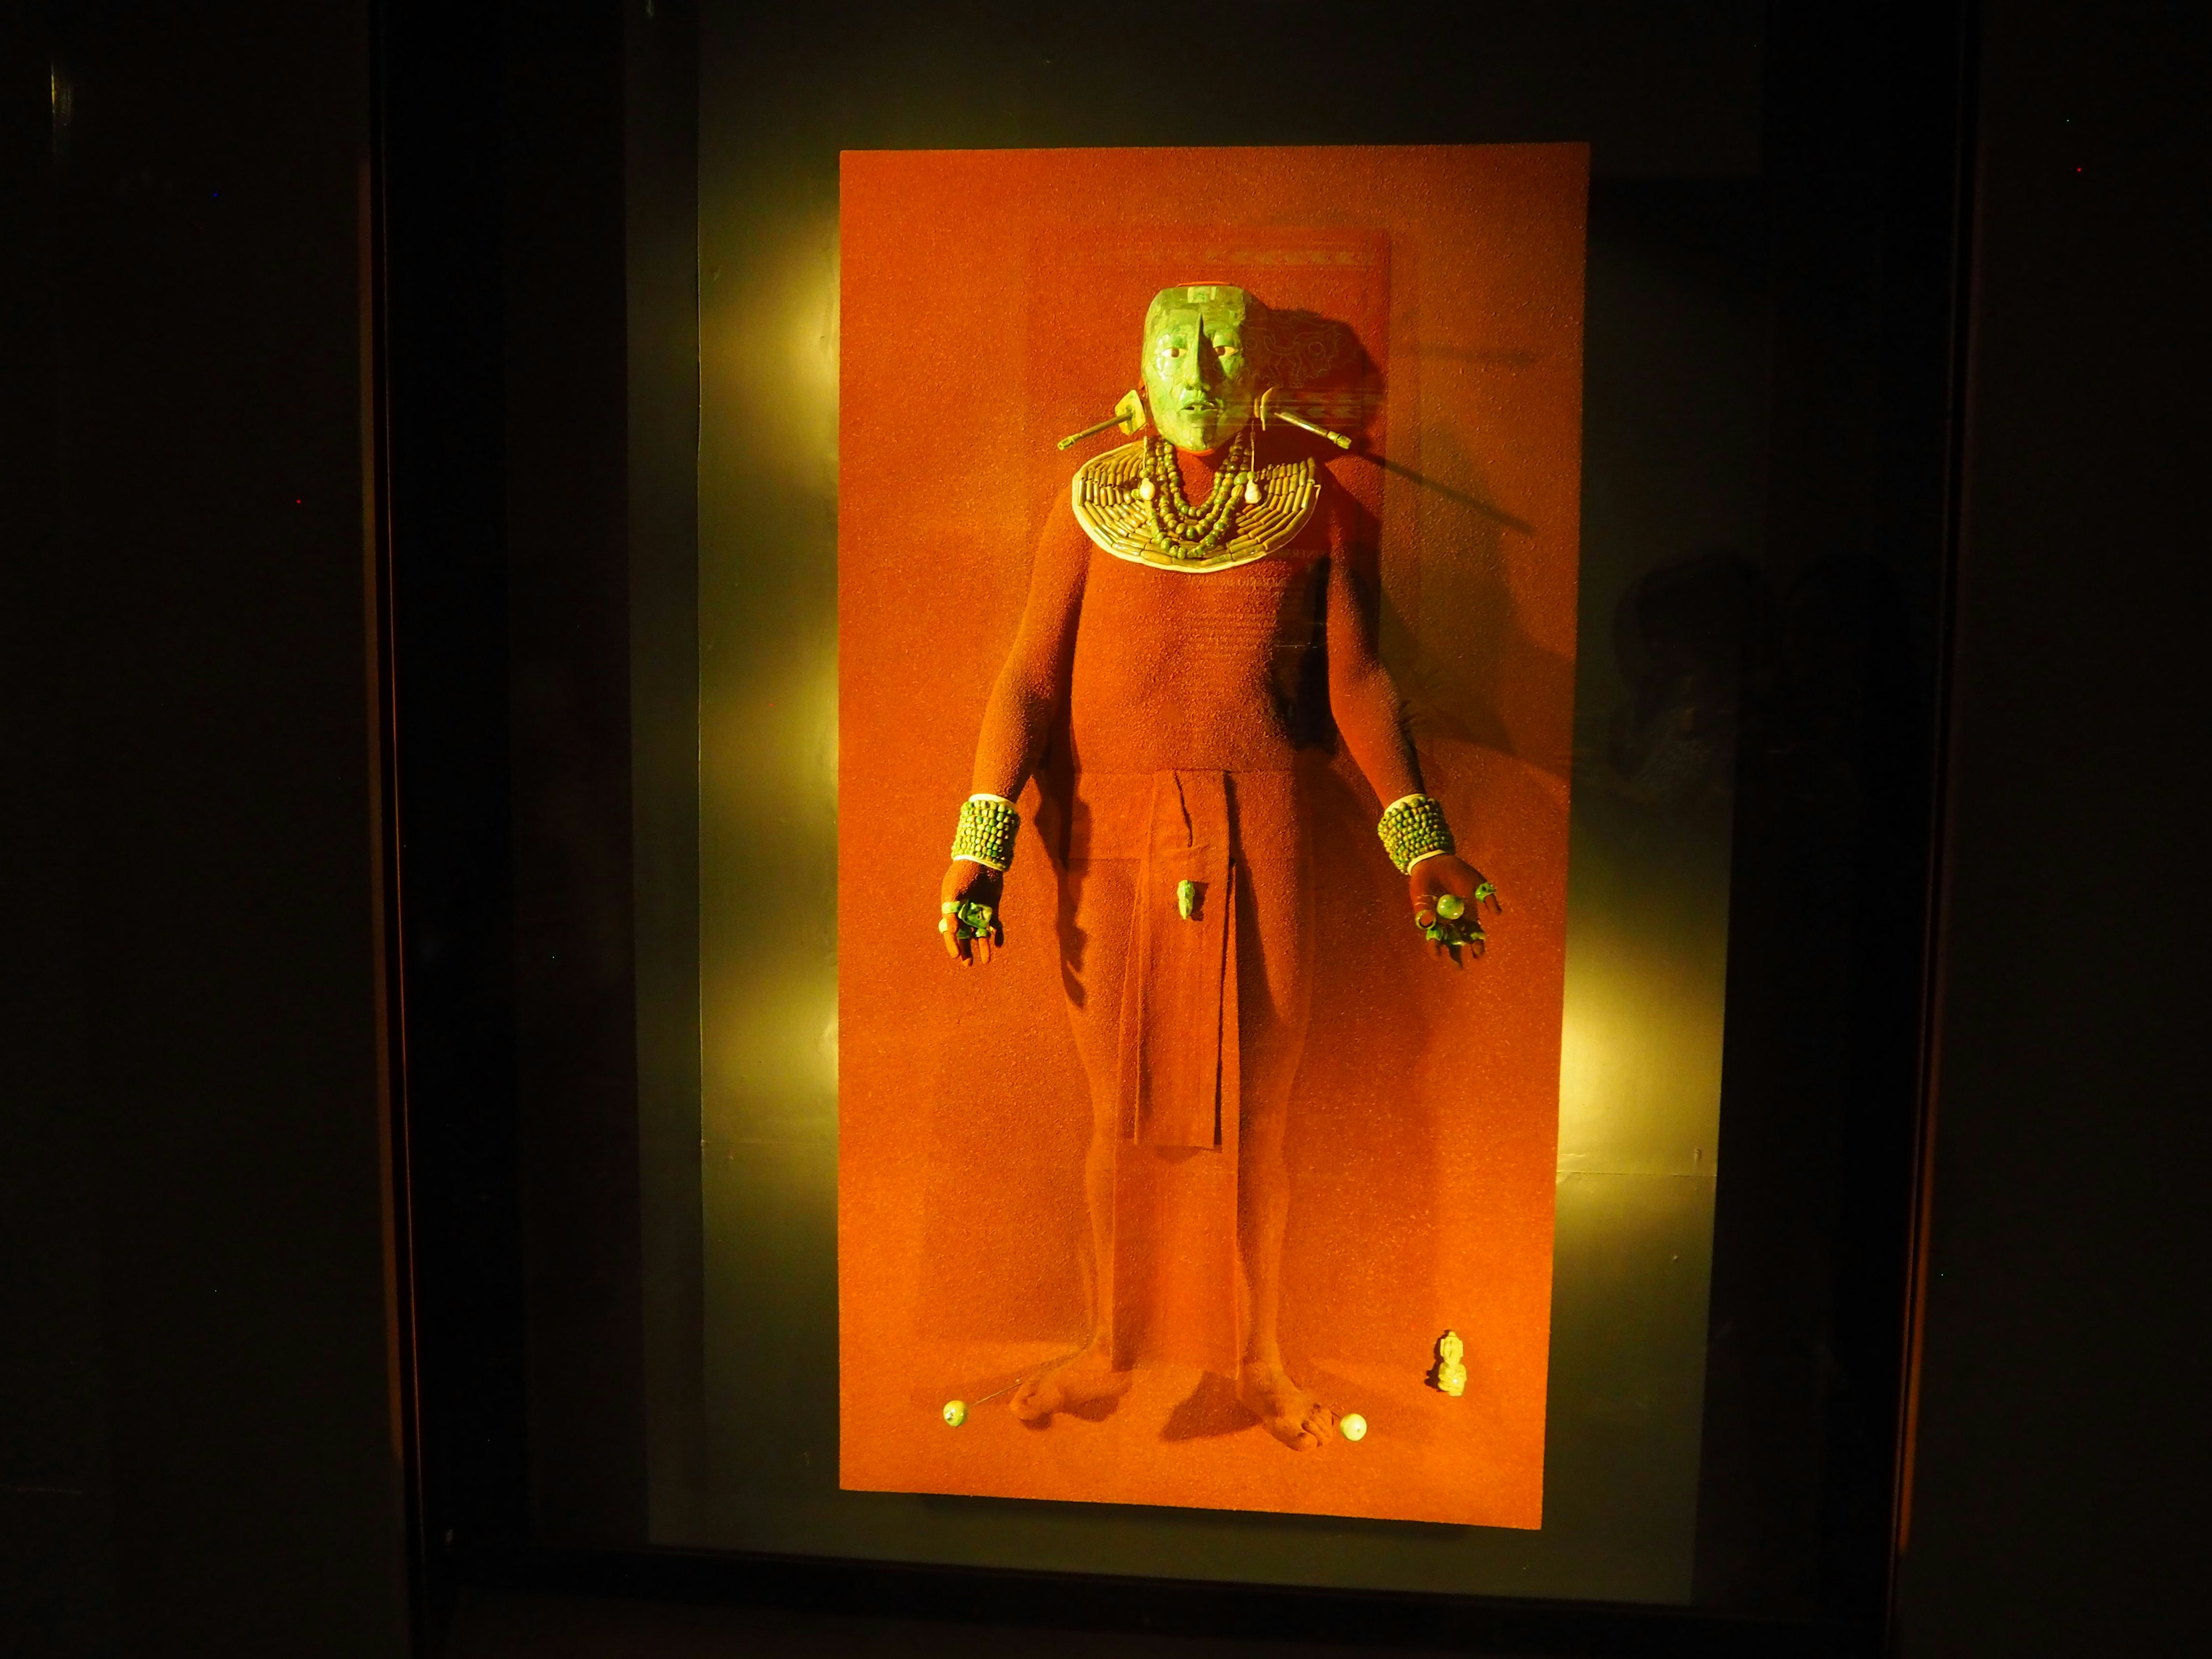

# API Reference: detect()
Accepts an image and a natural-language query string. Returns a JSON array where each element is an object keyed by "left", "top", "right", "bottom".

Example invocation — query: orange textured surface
[{"left": 838, "top": 145, "right": 1586, "bottom": 1528}]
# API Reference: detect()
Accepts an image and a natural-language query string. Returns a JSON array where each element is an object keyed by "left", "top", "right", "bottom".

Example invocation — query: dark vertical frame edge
[
  {"left": 361, "top": 0, "right": 432, "bottom": 1649},
  {"left": 1888, "top": 0, "right": 1987, "bottom": 1622}
]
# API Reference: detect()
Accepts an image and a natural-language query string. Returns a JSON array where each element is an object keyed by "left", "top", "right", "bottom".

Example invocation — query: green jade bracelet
[
  {"left": 950, "top": 794, "right": 1020, "bottom": 872},
  {"left": 1377, "top": 793, "right": 1456, "bottom": 874}
]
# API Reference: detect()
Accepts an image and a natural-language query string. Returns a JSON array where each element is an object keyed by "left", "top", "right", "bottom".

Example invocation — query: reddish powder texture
[{"left": 836, "top": 145, "right": 1586, "bottom": 1528}]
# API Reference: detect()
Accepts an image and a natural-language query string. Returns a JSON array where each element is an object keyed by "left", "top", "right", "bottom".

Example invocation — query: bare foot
[
  {"left": 1008, "top": 1344, "right": 1132, "bottom": 1421},
  {"left": 1237, "top": 1362, "right": 1338, "bottom": 1450}
]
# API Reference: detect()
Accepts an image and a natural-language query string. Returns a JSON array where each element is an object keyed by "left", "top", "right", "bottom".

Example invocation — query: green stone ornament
[
  {"left": 1436, "top": 894, "right": 1466, "bottom": 921},
  {"left": 942, "top": 1399, "right": 967, "bottom": 1427},
  {"left": 1340, "top": 1412, "right": 1368, "bottom": 1442},
  {"left": 950, "top": 795, "right": 1020, "bottom": 872},
  {"left": 1176, "top": 879, "right": 1198, "bottom": 920},
  {"left": 1474, "top": 881, "right": 1499, "bottom": 911},
  {"left": 1141, "top": 285, "right": 1256, "bottom": 456},
  {"left": 1377, "top": 793, "right": 1456, "bottom": 874},
  {"left": 1421, "top": 908, "right": 1489, "bottom": 953}
]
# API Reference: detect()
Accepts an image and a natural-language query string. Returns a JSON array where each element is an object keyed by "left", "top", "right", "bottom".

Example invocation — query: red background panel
[{"left": 837, "top": 144, "right": 1586, "bottom": 1527}]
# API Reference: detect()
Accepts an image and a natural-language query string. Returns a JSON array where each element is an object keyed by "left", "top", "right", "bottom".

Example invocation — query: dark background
[{"left": 3, "top": 1, "right": 2205, "bottom": 1654}]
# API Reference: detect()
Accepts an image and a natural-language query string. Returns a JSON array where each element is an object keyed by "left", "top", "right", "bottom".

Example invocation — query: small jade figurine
[{"left": 1432, "top": 1329, "right": 1467, "bottom": 1397}]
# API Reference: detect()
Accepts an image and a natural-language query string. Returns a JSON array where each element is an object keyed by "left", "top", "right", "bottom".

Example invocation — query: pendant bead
[{"left": 1135, "top": 428, "right": 1258, "bottom": 560}]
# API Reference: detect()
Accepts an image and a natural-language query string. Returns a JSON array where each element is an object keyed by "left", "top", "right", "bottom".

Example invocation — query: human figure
[{"left": 937, "top": 285, "right": 1490, "bottom": 1451}]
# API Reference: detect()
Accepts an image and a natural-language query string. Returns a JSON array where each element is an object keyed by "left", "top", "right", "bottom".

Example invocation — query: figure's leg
[
  {"left": 1236, "top": 1074, "right": 1294, "bottom": 1373},
  {"left": 1228, "top": 782, "right": 1336, "bottom": 1449},
  {"left": 1236, "top": 1084, "right": 1336, "bottom": 1449},
  {"left": 1010, "top": 855, "right": 1135, "bottom": 1420},
  {"left": 1235, "top": 1018, "right": 1338, "bottom": 1449}
]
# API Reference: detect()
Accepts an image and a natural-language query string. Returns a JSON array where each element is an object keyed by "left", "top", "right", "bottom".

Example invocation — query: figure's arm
[
  {"left": 968, "top": 514, "right": 1088, "bottom": 801},
  {"left": 1321, "top": 522, "right": 1423, "bottom": 809},
  {"left": 939, "top": 513, "right": 1089, "bottom": 964},
  {"left": 1321, "top": 493, "right": 1496, "bottom": 959}
]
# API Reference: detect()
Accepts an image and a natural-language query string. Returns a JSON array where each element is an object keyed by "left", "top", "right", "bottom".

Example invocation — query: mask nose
[{"left": 1176, "top": 319, "right": 1208, "bottom": 399}]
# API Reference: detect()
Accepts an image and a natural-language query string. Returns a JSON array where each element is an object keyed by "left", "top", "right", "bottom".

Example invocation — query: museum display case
[{"left": 379, "top": 2, "right": 1975, "bottom": 1649}]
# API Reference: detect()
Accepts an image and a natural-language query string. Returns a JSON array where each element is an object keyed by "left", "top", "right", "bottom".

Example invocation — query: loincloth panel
[{"left": 1044, "top": 767, "right": 1312, "bottom": 1370}]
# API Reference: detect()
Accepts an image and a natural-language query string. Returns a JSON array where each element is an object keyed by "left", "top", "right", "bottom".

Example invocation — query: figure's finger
[
  {"left": 971, "top": 931, "right": 993, "bottom": 968},
  {"left": 940, "top": 914, "right": 965, "bottom": 961}
]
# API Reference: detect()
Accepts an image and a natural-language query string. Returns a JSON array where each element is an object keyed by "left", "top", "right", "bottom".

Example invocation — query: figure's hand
[
  {"left": 938, "top": 861, "right": 1005, "bottom": 966},
  {"left": 1407, "top": 854, "right": 1499, "bottom": 960}
]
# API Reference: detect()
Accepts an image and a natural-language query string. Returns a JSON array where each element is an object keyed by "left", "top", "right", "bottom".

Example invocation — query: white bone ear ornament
[
  {"left": 1057, "top": 388, "right": 1149, "bottom": 452},
  {"left": 1257, "top": 385, "right": 1352, "bottom": 449},
  {"left": 1062, "top": 384, "right": 1351, "bottom": 453}
]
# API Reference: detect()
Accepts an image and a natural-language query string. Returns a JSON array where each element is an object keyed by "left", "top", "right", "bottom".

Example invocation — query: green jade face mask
[{"left": 1142, "top": 285, "right": 1256, "bottom": 454}]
